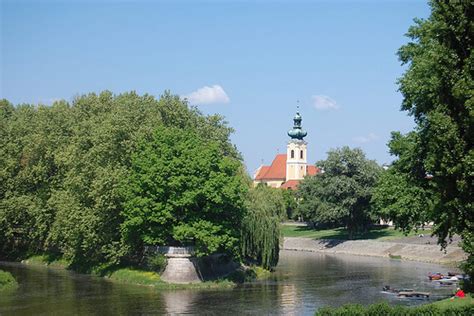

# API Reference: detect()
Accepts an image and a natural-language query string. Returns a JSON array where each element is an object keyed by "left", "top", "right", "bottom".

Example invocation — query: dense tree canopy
[
  {"left": 376, "top": 1, "right": 473, "bottom": 277},
  {"left": 297, "top": 147, "right": 382, "bottom": 239},
  {"left": 120, "top": 126, "right": 247, "bottom": 257},
  {"left": 372, "top": 131, "right": 437, "bottom": 230},
  {"left": 0, "top": 91, "right": 245, "bottom": 268}
]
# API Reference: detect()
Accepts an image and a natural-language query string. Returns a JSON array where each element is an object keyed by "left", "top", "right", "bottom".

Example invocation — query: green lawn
[
  {"left": 431, "top": 293, "right": 473, "bottom": 308},
  {"left": 281, "top": 225, "right": 430, "bottom": 241}
]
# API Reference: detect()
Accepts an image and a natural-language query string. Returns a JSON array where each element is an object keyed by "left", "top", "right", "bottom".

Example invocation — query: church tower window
[
  {"left": 291, "top": 150, "right": 294, "bottom": 158},
  {"left": 300, "top": 150, "right": 303, "bottom": 159}
]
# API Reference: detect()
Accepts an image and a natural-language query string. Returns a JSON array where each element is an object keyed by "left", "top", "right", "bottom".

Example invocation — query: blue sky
[{"left": 1, "top": 0, "right": 430, "bottom": 174}]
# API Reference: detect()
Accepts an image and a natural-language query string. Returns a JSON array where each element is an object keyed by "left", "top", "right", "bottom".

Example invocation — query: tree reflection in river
[{"left": 0, "top": 251, "right": 457, "bottom": 315}]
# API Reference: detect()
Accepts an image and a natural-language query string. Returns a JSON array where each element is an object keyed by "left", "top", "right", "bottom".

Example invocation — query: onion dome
[{"left": 287, "top": 111, "right": 307, "bottom": 140}]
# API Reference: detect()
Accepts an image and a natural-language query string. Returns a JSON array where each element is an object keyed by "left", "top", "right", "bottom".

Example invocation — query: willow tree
[{"left": 241, "top": 185, "right": 285, "bottom": 269}]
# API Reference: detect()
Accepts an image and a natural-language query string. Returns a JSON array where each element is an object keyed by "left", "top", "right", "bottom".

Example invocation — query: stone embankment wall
[
  {"left": 161, "top": 255, "right": 201, "bottom": 284},
  {"left": 283, "top": 237, "right": 466, "bottom": 264},
  {"left": 160, "top": 252, "right": 238, "bottom": 284}
]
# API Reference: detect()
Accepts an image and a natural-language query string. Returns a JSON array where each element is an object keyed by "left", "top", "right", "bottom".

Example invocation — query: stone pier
[
  {"left": 147, "top": 246, "right": 239, "bottom": 284},
  {"left": 152, "top": 246, "right": 201, "bottom": 284},
  {"left": 161, "top": 254, "right": 201, "bottom": 284}
]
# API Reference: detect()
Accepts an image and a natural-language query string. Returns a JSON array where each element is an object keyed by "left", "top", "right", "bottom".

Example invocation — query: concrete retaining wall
[
  {"left": 160, "top": 253, "right": 239, "bottom": 284},
  {"left": 283, "top": 237, "right": 466, "bottom": 264},
  {"left": 161, "top": 256, "right": 201, "bottom": 284}
]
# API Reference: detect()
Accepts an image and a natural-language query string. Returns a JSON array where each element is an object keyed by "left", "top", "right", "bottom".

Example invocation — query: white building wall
[{"left": 286, "top": 140, "right": 307, "bottom": 181}]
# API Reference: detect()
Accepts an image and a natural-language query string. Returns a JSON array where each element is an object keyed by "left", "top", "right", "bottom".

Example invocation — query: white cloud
[
  {"left": 38, "top": 97, "right": 62, "bottom": 105},
  {"left": 311, "top": 95, "right": 339, "bottom": 110},
  {"left": 353, "top": 133, "right": 379, "bottom": 144},
  {"left": 184, "top": 85, "right": 230, "bottom": 105}
]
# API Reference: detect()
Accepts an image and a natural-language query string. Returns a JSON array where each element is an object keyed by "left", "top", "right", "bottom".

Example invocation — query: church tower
[{"left": 286, "top": 110, "right": 308, "bottom": 181}]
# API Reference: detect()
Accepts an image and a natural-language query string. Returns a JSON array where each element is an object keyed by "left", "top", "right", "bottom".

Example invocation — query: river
[{"left": 0, "top": 250, "right": 457, "bottom": 315}]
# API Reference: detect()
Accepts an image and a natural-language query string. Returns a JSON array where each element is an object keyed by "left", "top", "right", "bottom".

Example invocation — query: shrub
[
  {"left": 107, "top": 268, "right": 160, "bottom": 286},
  {"left": 0, "top": 270, "right": 18, "bottom": 291},
  {"left": 146, "top": 253, "right": 167, "bottom": 273},
  {"left": 315, "top": 301, "right": 474, "bottom": 316}
]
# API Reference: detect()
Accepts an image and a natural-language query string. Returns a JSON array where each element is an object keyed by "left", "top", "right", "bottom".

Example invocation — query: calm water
[{"left": 0, "top": 250, "right": 456, "bottom": 315}]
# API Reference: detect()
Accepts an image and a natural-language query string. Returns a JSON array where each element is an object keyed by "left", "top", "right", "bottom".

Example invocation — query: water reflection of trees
[{"left": 1, "top": 254, "right": 456, "bottom": 314}]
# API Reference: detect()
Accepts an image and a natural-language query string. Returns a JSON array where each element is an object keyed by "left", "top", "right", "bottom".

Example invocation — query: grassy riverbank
[
  {"left": 19, "top": 255, "right": 267, "bottom": 289},
  {"left": 21, "top": 255, "right": 69, "bottom": 269},
  {"left": 103, "top": 268, "right": 236, "bottom": 289},
  {"left": 282, "top": 225, "right": 430, "bottom": 241},
  {"left": 315, "top": 295, "right": 473, "bottom": 315},
  {"left": 103, "top": 264, "right": 272, "bottom": 289},
  {"left": 0, "top": 269, "right": 18, "bottom": 291},
  {"left": 430, "top": 294, "right": 473, "bottom": 308}
]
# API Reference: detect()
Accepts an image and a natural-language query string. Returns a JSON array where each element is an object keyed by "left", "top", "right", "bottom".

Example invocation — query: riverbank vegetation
[
  {"left": 104, "top": 268, "right": 235, "bottom": 289},
  {"left": 241, "top": 185, "right": 285, "bottom": 269},
  {"left": 0, "top": 269, "right": 18, "bottom": 291},
  {"left": 21, "top": 255, "right": 69, "bottom": 269},
  {"left": 315, "top": 295, "right": 474, "bottom": 316},
  {"left": 19, "top": 254, "right": 240, "bottom": 289},
  {"left": 0, "top": 90, "right": 281, "bottom": 281},
  {"left": 105, "top": 267, "right": 240, "bottom": 289}
]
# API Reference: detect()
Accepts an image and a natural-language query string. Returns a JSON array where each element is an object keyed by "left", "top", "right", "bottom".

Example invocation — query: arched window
[
  {"left": 300, "top": 150, "right": 303, "bottom": 159},
  {"left": 291, "top": 150, "right": 294, "bottom": 158}
]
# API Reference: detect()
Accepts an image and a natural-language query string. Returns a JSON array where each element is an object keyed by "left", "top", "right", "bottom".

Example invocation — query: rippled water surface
[{"left": 0, "top": 250, "right": 456, "bottom": 315}]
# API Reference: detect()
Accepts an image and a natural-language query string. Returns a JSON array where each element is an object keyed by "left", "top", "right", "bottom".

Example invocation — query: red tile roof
[
  {"left": 254, "top": 154, "right": 320, "bottom": 183},
  {"left": 263, "top": 154, "right": 287, "bottom": 179},
  {"left": 307, "top": 165, "right": 319, "bottom": 176},
  {"left": 281, "top": 180, "right": 300, "bottom": 190},
  {"left": 254, "top": 166, "right": 270, "bottom": 180}
]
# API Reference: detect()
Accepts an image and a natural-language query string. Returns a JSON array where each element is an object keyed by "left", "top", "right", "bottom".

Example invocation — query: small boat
[
  {"left": 428, "top": 272, "right": 444, "bottom": 280},
  {"left": 381, "top": 286, "right": 414, "bottom": 294},
  {"left": 436, "top": 276, "right": 459, "bottom": 284},
  {"left": 397, "top": 291, "right": 430, "bottom": 298}
]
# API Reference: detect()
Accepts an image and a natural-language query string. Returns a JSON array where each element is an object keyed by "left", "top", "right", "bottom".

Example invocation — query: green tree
[
  {"left": 120, "top": 126, "right": 247, "bottom": 258},
  {"left": 0, "top": 90, "right": 241, "bottom": 269},
  {"left": 372, "top": 131, "right": 437, "bottom": 231},
  {"left": 297, "top": 147, "right": 382, "bottom": 239},
  {"left": 282, "top": 189, "right": 298, "bottom": 220},
  {"left": 382, "top": 0, "right": 473, "bottom": 278},
  {"left": 241, "top": 184, "right": 284, "bottom": 269}
]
